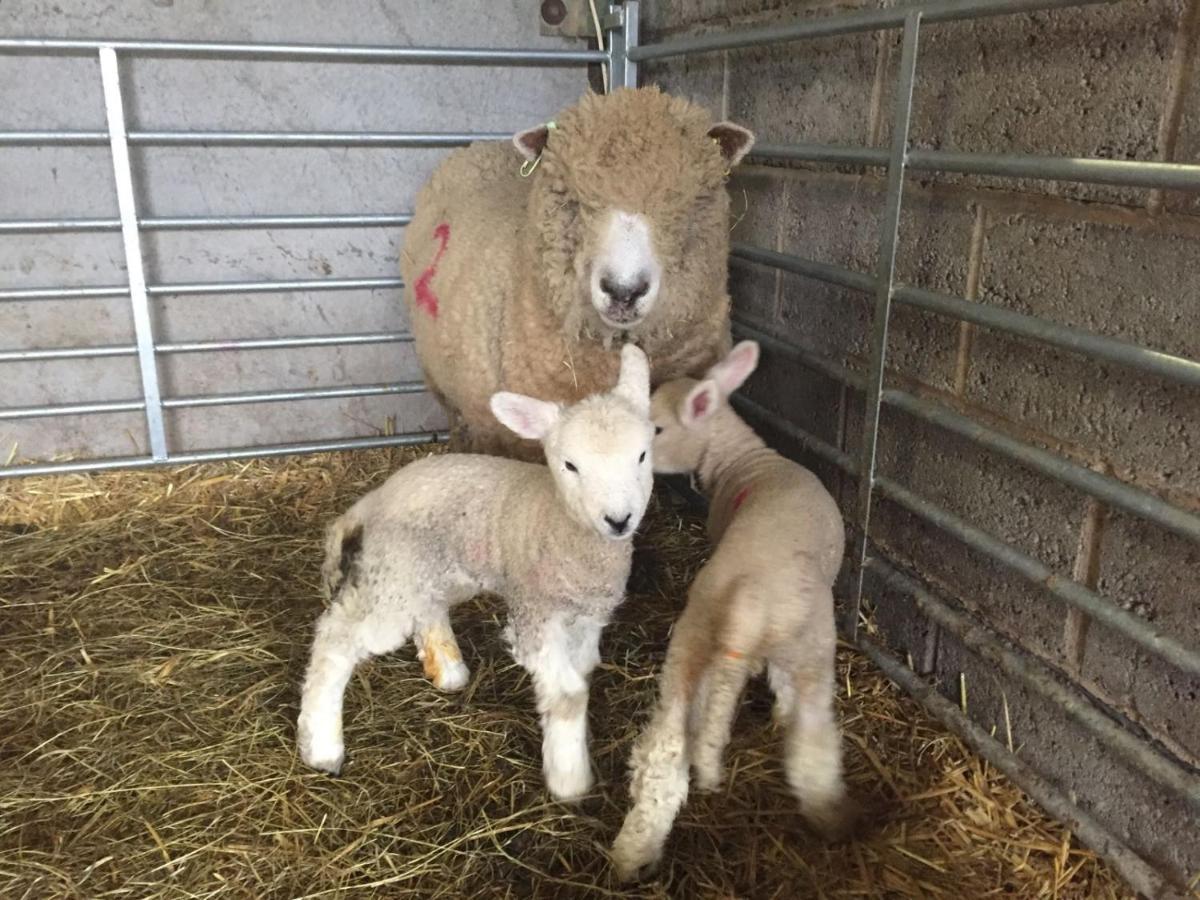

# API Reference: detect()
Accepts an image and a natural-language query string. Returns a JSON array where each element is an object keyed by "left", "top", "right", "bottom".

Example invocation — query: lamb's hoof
[
  {"left": 805, "top": 795, "right": 860, "bottom": 842},
  {"left": 432, "top": 659, "right": 470, "bottom": 692},
  {"left": 693, "top": 764, "right": 723, "bottom": 794},
  {"left": 545, "top": 763, "right": 595, "bottom": 802},
  {"left": 611, "top": 837, "right": 662, "bottom": 884},
  {"left": 299, "top": 728, "right": 345, "bottom": 775}
]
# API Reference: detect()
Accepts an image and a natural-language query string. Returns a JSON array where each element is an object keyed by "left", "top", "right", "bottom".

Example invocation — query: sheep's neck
[
  {"left": 693, "top": 409, "right": 777, "bottom": 544},
  {"left": 696, "top": 409, "right": 773, "bottom": 496}
]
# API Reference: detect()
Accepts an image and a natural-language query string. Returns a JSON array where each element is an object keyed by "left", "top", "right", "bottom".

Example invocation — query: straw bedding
[{"left": 0, "top": 447, "right": 1130, "bottom": 899}]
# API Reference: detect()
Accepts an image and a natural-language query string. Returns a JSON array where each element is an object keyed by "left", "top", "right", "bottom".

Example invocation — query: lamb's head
[
  {"left": 514, "top": 87, "right": 754, "bottom": 335},
  {"left": 490, "top": 344, "right": 654, "bottom": 540},
  {"left": 650, "top": 340, "right": 760, "bottom": 474}
]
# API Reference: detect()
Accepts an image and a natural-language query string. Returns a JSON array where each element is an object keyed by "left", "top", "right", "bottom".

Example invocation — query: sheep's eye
[
  {"left": 654, "top": 426, "right": 664, "bottom": 435},
  {"left": 564, "top": 461, "right": 578, "bottom": 473},
  {"left": 639, "top": 451, "right": 647, "bottom": 463}
]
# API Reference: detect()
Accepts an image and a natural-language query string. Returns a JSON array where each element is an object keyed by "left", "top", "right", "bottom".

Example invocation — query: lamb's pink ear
[
  {"left": 708, "top": 340, "right": 759, "bottom": 396},
  {"left": 680, "top": 379, "right": 720, "bottom": 428},
  {"left": 614, "top": 344, "right": 651, "bottom": 415},
  {"left": 490, "top": 392, "right": 560, "bottom": 441},
  {"left": 708, "top": 122, "right": 755, "bottom": 168},
  {"left": 513, "top": 124, "right": 551, "bottom": 162}
]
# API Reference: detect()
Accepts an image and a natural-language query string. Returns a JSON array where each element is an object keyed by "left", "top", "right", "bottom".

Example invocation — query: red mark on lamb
[
  {"left": 732, "top": 486, "right": 752, "bottom": 512},
  {"left": 414, "top": 223, "right": 450, "bottom": 319}
]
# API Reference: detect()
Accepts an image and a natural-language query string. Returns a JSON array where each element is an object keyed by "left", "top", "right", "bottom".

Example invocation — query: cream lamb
[
  {"left": 401, "top": 86, "right": 754, "bottom": 460},
  {"left": 297, "top": 344, "right": 654, "bottom": 801},
  {"left": 610, "top": 341, "right": 852, "bottom": 881}
]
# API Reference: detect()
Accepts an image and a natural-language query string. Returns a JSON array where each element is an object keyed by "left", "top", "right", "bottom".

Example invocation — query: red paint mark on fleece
[
  {"left": 414, "top": 223, "right": 450, "bottom": 318},
  {"left": 732, "top": 486, "right": 752, "bottom": 513}
]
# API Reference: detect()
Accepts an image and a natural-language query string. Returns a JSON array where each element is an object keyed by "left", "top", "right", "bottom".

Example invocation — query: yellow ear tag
[{"left": 520, "top": 121, "right": 557, "bottom": 178}]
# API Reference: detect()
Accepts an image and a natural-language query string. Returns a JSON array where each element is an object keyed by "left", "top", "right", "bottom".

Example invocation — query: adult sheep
[{"left": 400, "top": 86, "right": 754, "bottom": 459}]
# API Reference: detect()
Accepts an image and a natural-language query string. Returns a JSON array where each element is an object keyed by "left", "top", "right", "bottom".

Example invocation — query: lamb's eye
[
  {"left": 639, "top": 451, "right": 647, "bottom": 463},
  {"left": 564, "top": 461, "right": 578, "bottom": 473},
  {"left": 654, "top": 426, "right": 664, "bottom": 435}
]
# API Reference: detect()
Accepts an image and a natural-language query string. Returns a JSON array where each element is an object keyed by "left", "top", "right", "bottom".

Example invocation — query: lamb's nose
[
  {"left": 599, "top": 274, "right": 650, "bottom": 308},
  {"left": 604, "top": 513, "right": 632, "bottom": 535}
]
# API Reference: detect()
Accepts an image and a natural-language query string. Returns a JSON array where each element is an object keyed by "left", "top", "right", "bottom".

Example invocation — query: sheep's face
[
  {"left": 514, "top": 88, "right": 754, "bottom": 335},
  {"left": 650, "top": 341, "right": 761, "bottom": 476},
  {"left": 491, "top": 344, "right": 654, "bottom": 541},
  {"left": 586, "top": 209, "right": 662, "bottom": 330}
]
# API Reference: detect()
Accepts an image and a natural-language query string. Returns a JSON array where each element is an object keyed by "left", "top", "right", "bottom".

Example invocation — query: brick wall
[{"left": 644, "top": 0, "right": 1200, "bottom": 891}]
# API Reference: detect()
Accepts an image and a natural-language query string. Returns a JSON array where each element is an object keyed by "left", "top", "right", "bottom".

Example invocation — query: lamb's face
[
  {"left": 489, "top": 343, "right": 654, "bottom": 540},
  {"left": 650, "top": 341, "right": 761, "bottom": 476},
  {"left": 544, "top": 398, "right": 654, "bottom": 540},
  {"left": 649, "top": 378, "right": 709, "bottom": 474}
]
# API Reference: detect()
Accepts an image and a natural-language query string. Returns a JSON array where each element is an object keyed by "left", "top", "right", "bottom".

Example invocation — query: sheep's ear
[
  {"left": 680, "top": 379, "right": 720, "bottom": 428},
  {"left": 490, "top": 392, "right": 560, "bottom": 441},
  {"left": 614, "top": 344, "right": 651, "bottom": 415},
  {"left": 513, "top": 124, "right": 551, "bottom": 162},
  {"left": 707, "top": 340, "right": 759, "bottom": 396},
  {"left": 708, "top": 122, "right": 755, "bottom": 168}
]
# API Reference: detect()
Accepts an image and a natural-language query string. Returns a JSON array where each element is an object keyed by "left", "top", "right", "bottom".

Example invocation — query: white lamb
[
  {"left": 297, "top": 344, "right": 655, "bottom": 801},
  {"left": 611, "top": 340, "right": 852, "bottom": 881}
]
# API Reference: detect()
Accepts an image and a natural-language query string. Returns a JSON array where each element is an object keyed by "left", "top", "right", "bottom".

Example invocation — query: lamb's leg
[
  {"left": 297, "top": 605, "right": 370, "bottom": 774},
  {"left": 691, "top": 653, "right": 751, "bottom": 792},
  {"left": 768, "top": 660, "right": 797, "bottom": 725},
  {"left": 518, "top": 619, "right": 596, "bottom": 802},
  {"left": 298, "top": 592, "right": 416, "bottom": 774},
  {"left": 416, "top": 611, "right": 470, "bottom": 692},
  {"left": 779, "top": 662, "right": 851, "bottom": 838}
]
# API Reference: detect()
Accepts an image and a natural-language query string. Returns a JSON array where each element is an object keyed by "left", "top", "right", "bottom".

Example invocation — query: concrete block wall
[
  {"left": 643, "top": 0, "right": 1200, "bottom": 892},
  {"left": 1, "top": 0, "right": 590, "bottom": 463}
]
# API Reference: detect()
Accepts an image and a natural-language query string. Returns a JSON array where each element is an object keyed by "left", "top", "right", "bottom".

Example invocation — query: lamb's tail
[{"left": 320, "top": 514, "right": 365, "bottom": 603}]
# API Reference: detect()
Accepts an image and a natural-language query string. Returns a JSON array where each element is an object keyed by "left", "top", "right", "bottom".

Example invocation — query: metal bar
[
  {"left": 734, "top": 317, "right": 1200, "bottom": 546},
  {"left": 0, "top": 344, "right": 135, "bottom": 363},
  {"left": 856, "top": 635, "right": 1171, "bottom": 899},
  {"left": 0, "top": 213, "right": 414, "bottom": 234},
  {"left": 0, "top": 130, "right": 509, "bottom": 147},
  {"left": 628, "top": 0, "right": 1114, "bottom": 61},
  {"left": 0, "top": 276, "right": 403, "bottom": 303},
  {"left": 732, "top": 243, "right": 1200, "bottom": 389},
  {"left": 0, "top": 398, "right": 145, "bottom": 420},
  {"left": 882, "top": 388, "right": 1200, "bottom": 543},
  {"left": 0, "top": 285, "right": 128, "bottom": 302},
  {"left": 748, "top": 144, "right": 1200, "bottom": 192},
  {"left": 733, "top": 387, "right": 1200, "bottom": 675},
  {"left": 100, "top": 46, "right": 168, "bottom": 462},
  {"left": 731, "top": 394, "right": 856, "bottom": 474},
  {"left": 908, "top": 149, "right": 1200, "bottom": 192},
  {"left": 0, "top": 432, "right": 449, "bottom": 480},
  {"left": 622, "top": 1, "right": 640, "bottom": 88},
  {"left": 0, "top": 37, "right": 606, "bottom": 65},
  {"left": 160, "top": 381, "right": 427, "bottom": 409},
  {"left": 148, "top": 276, "right": 404, "bottom": 297},
  {"left": 851, "top": 11, "right": 921, "bottom": 634},
  {"left": 892, "top": 283, "right": 1200, "bottom": 389},
  {"left": 868, "top": 558, "right": 1200, "bottom": 809},
  {"left": 0, "top": 331, "right": 412, "bottom": 364},
  {"left": 750, "top": 142, "right": 888, "bottom": 168},
  {"left": 606, "top": 3, "right": 628, "bottom": 90},
  {"left": 158, "top": 331, "right": 412, "bottom": 354},
  {"left": 873, "top": 476, "right": 1200, "bottom": 677}
]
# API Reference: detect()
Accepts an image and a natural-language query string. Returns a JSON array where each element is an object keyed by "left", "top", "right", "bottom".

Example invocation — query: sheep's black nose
[
  {"left": 604, "top": 513, "right": 632, "bottom": 535},
  {"left": 599, "top": 274, "right": 650, "bottom": 308}
]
